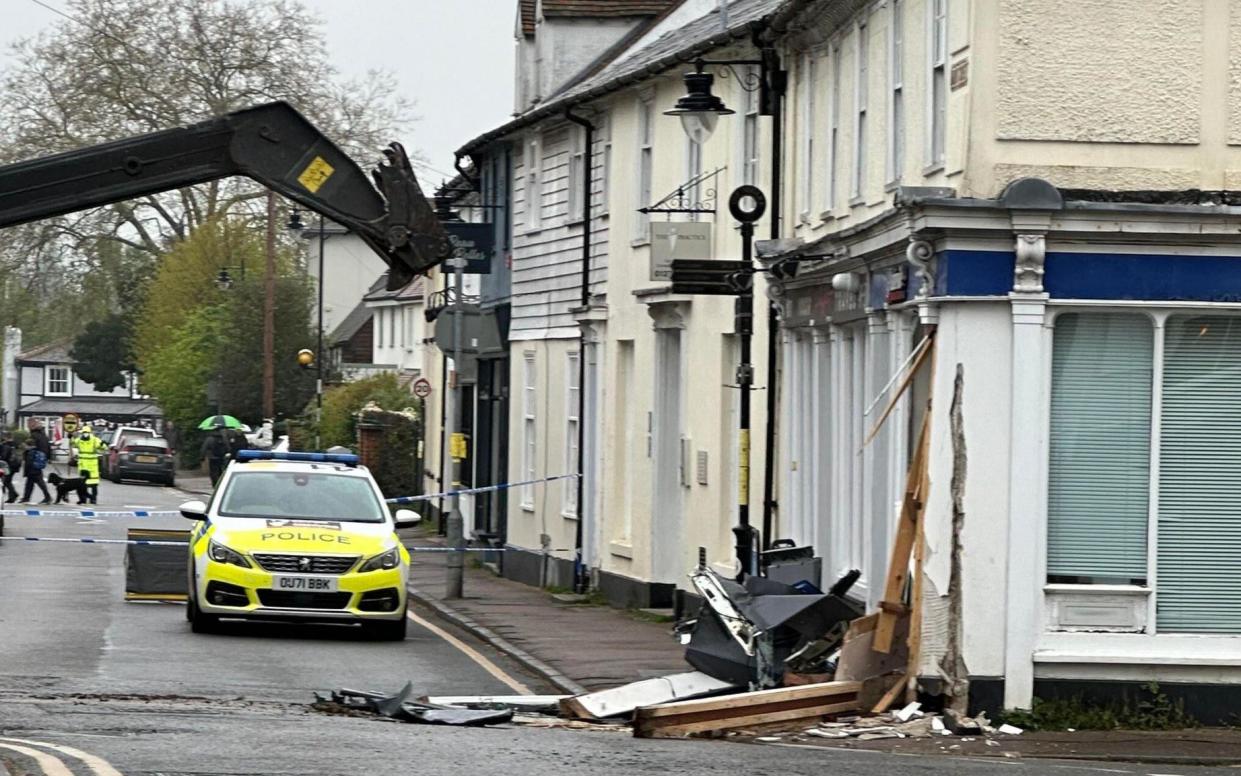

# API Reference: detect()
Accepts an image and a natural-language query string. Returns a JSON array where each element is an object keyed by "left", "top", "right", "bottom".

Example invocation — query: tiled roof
[
  {"left": 461, "top": 0, "right": 782, "bottom": 155},
  {"left": 18, "top": 396, "right": 162, "bottom": 418},
  {"left": 361, "top": 273, "right": 394, "bottom": 302},
  {"left": 328, "top": 301, "right": 373, "bottom": 347},
  {"left": 17, "top": 339, "right": 72, "bottom": 363},
  {"left": 542, "top": 0, "right": 676, "bottom": 17},
  {"left": 519, "top": 0, "right": 535, "bottom": 35},
  {"left": 362, "top": 272, "right": 425, "bottom": 303}
]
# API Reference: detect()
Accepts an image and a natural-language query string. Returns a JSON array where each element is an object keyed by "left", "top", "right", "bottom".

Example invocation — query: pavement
[
  {"left": 404, "top": 532, "right": 688, "bottom": 695},
  {"left": 174, "top": 467, "right": 214, "bottom": 497}
]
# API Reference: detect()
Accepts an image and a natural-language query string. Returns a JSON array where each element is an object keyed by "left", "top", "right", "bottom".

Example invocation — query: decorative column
[
  {"left": 1004, "top": 220, "right": 1051, "bottom": 709},
  {"left": 907, "top": 239, "right": 938, "bottom": 326},
  {"left": 810, "top": 327, "right": 831, "bottom": 569}
]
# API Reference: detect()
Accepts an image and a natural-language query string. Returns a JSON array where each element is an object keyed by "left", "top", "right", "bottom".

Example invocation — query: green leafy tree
[
  {"left": 140, "top": 303, "right": 229, "bottom": 465},
  {"left": 70, "top": 313, "right": 133, "bottom": 392},
  {"left": 214, "top": 276, "right": 318, "bottom": 423},
  {"left": 318, "top": 373, "right": 418, "bottom": 450}
]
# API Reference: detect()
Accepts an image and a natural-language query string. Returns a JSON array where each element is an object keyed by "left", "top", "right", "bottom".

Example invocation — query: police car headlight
[
  {"left": 360, "top": 547, "right": 400, "bottom": 573},
  {"left": 208, "top": 540, "right": 251, "bottom": 568}
]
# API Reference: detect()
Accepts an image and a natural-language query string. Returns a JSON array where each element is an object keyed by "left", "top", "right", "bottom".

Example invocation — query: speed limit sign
[{"left": 412, "top": 377, "right": 432, "bottom": 399}]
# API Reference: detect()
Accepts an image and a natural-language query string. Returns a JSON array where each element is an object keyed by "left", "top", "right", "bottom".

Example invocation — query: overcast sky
[{"left": 1, "top": 0, "right": 517, "bottom": 185}]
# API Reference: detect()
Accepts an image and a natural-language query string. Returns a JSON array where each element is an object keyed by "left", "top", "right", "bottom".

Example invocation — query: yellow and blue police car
[{"left": 179, "top": 450, "right": 419, "bottom": 640}]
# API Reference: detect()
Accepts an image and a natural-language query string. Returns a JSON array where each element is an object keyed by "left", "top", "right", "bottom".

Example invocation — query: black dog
[{"left": 47, "top": 472, "right": 88, "bottom": 504}]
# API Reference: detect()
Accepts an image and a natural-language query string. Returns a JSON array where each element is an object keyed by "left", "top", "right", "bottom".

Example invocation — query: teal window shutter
[
  {"left": 1157, "top": 315, "right": 1241, "bottom": 633},
  {"left": 1047, "top": 313, "right": 1153, "bottom": 583}
]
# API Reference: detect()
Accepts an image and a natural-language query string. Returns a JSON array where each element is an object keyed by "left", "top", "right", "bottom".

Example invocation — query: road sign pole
[
  {"left": 733, "top": 220, "right": 757, "bottom": 581},
  {"left": 446, "top": 256, "right": 467, "bottom": 600},
  {"left": 726, "top": 186, "right": 765, "bottom": 581}
]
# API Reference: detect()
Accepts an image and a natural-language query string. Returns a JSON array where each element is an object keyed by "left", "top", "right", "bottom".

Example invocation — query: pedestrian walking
[
  {"left": 226, "top": 427, "right": 249, "bottom": 459},
  {"left": 0, "top": 431, "right": 19, "bottom": 502},
  {"left": 202, "top": 430, "right": 227, "bottom": 486},
  {"left": 71, "top": 425, "right": 107, "bottom": 504},
  {"left": 20, "top": 438, "right": 51, "bottom": 504},
  {"left": 27, "top": 419, "right": 51, "bottom": 459}
]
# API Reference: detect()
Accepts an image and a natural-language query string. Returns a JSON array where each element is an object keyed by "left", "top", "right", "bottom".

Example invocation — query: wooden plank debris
[
  {"left": 560, "top": 671, "right": 737, "bottom": 721},
  {"left": 863, "top": 331, "right": 934, "bottom": 447},
  {"left": 873, "top": 407, "right": 931, "bottom": 654},
  {"left": 633, "top": 681, "right": 860, "bottom": 738}
]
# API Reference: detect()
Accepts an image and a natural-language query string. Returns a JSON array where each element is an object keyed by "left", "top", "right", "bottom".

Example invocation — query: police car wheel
[
  {"left": 189, "top": 597, "right": 220, "bottom": 633},
  {"left": 365, "top": 613, "right": 407, "bottom": 641}
]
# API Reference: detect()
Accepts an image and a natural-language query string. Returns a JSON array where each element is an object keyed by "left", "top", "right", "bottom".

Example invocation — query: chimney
[{"left": 2, "top": 327, "right": 21, "bottom": 426}]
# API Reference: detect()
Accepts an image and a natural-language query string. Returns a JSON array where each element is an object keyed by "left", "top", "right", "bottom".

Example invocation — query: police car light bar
[{"left": 235, "top": 450, "right": 359, "bottom": 466}]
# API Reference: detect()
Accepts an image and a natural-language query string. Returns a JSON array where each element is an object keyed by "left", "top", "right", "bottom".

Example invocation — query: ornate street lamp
[{"left": 664, "top": 64, "right": 734, "bottom": 144}]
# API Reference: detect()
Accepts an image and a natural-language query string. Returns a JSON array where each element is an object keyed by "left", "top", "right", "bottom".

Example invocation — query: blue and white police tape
[
  {"left": 0, "top": 535, "right": 188, "bottom": 547},
  {"left": 0, "top": 509, "right": 179, "bottom": 518},
  {"left": 385, "top": 473, "right": 580, "bottom": 504},
  {"left": 0, "top": 535, "right": 546, "bottom": 552}
]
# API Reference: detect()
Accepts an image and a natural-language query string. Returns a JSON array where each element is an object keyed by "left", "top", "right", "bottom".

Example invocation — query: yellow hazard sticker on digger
[{"left": 297, "top": 156, "right": 335, "bottom": 193}]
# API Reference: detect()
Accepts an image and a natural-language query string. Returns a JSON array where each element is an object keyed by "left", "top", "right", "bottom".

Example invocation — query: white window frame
[
  {"left": 799, "top": 51, "right": 817, "bottom": 220},
  {"left": 741, "top": 67, "right": 760, "bottom": 187},
  {"left": 567, "top": 125, "right": 585, "bottom": 222},
  {"left": 685, "top": 131, "right": 703, "bottom": 222},
  {"left": 851, "top": 20, "right": 869, "bottom": 203},
  {"left": 525, "top": 135, "right": 542, "bottom": 231},
  {"left": 563, "top": 351, "right": 581, "bottom": 517},
  {"left": 45, "top": 365, "right": 70, "bottom": 397},
  {"left": 635, "top": 95, "right": 654, "bottom": 240},
  {"left": 825, "top": 43, "right": 841, "bottom": 214},
  {"left": 522, "top": 352, "right": 537, "bottom": 510},
  {"left": 887, "top": 0, "right": 905, "bottom": 186},
  {"left": 926, "top": 0, "right": 947, "bottom": 170}
]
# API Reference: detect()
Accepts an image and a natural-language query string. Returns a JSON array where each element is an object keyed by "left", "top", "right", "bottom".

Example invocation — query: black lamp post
[
  {"left": 666, "top": 46, "right": 787, "bottom": 567},
  {"left": 287, "top": 209, "right": 324, "bottom": 450}
]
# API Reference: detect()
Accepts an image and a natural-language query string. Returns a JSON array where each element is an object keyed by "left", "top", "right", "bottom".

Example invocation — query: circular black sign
[{"left": 728, "top": 185, "right": 767, "bottom": 223}]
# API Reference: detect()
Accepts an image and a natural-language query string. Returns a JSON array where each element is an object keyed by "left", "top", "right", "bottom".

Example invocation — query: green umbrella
[{"left": 198, "top": 414, "right": 244, "bottom": 430}]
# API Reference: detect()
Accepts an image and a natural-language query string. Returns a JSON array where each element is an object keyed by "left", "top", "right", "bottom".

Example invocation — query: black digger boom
[{"left": 0, "top": 101, "right": 451, "bottom": 288}]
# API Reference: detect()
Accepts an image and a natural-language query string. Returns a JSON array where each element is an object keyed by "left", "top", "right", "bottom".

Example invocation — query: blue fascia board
[{"left": 929, "top": 250, "right": 1241, "bottom": 302}]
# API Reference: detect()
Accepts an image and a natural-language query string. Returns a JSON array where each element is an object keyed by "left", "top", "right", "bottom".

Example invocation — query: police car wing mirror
[
  {"left": 393, "top": 509, "right": 421, "bottom": 528},
  {"left": 179, "top": 500, "right": 208, "bottom": 520}
]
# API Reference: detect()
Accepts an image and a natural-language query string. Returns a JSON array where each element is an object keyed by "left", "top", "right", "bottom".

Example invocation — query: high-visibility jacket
[{"left": 74, "top": 435, "right": 107, "bottom": 485}]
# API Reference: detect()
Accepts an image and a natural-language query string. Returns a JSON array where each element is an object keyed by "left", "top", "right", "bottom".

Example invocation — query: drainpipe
[
  {"left": 565, "top": 108, "right": 593, "bottom": 594},
  {"left": 756, "top": 31, "right": 787, "bottom": 556}
]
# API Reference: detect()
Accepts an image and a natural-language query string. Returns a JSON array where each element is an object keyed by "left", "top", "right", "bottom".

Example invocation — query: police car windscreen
[{"left": 218, "top": 471, "right": 387, "bottom": 522}]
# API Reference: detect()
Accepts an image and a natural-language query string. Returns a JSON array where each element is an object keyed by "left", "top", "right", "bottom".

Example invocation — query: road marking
[
  {"left": 0, "top": 737, "right": 124, "bottom": 775},
  {"left": 0, "top": 742, "right": 76, "bottom": 776},
  {"left": 406, "top": 608, "right": 532, "bottom": 695}
]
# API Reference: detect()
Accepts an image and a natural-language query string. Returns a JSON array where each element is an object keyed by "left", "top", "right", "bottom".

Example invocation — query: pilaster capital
[
  {"left": 1013, "top": 233, "right": 1047, "bottom": 294},
  {"left": 906, "top": 239, "right": 935, "bottom": 300}
]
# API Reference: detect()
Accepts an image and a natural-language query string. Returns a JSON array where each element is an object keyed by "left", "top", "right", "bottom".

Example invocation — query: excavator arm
[{"left": 0, "top": 101, "right": 450, "bottom": 289}]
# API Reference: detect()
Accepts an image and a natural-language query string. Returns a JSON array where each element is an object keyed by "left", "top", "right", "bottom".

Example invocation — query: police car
[{"left": 179, "top": 450, "right": 419, "bottom": 639}]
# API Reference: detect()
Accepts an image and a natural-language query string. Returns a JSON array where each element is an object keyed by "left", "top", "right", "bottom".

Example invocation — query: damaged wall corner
[{"left": 940, "top": 362, "right": 969, "bottom": 712}]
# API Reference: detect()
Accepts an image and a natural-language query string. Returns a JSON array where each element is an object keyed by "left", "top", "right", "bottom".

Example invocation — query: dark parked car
[
  {"left": 101, "top": 426, "right": 157, "bottom": 479},
  {"left": 110, "top": 436, "right": 175, "bottom": 486}
]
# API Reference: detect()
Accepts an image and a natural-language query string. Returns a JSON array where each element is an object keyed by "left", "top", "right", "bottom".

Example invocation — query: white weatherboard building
[{"left": 455, "top": 0, "right": 1241, "bottom": 719}]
